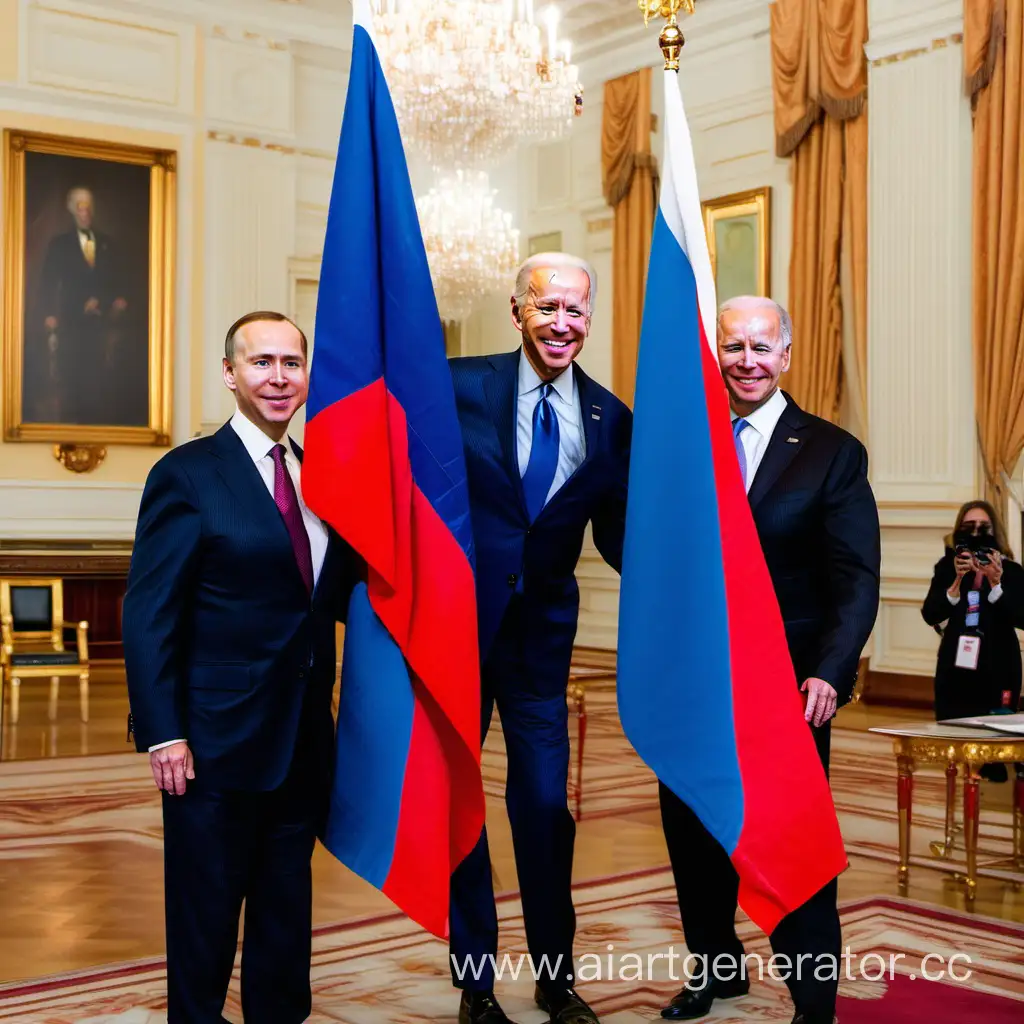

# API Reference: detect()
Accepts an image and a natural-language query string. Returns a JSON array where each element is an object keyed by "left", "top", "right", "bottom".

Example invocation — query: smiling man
[
  {"left": 446, "top": 253, "right": 632, "bottom": 1024},
  {"left": 123, "top": 311, "right": 355, "bottom": 1024},
  {"left": 657, "top": 296, "right": 881, "bottom": 1024}
]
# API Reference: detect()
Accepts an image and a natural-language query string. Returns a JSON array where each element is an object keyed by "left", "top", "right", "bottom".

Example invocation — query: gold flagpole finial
[{"left": 637, "top": 0, "right": 695, "bottom": 71}]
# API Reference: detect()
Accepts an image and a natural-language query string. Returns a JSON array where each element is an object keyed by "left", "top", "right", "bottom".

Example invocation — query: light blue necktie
[
  {"left": 522, "top": 383, "right": 560, "bottom": 521},
  {"left": 733, "top": 417, "right": 750, "bottom": 486}
]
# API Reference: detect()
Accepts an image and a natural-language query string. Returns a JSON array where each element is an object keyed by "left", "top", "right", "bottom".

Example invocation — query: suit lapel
[
  {"left": 747, "top": 393, "right": 810, "bottom": 510},
  {"left": 574, "top": 365, "right": 602, "bottom": 469},
  {"left": 210, "top": 424, "right": 307, "bottom": 593},
  {"left": 482, "top": 352, "right": 528, "bottom": 516}
]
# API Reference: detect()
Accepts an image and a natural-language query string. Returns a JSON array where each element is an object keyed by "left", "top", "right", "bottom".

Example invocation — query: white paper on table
[{"left": 940, "top": 712, "right": 1024, "bottom": 735}]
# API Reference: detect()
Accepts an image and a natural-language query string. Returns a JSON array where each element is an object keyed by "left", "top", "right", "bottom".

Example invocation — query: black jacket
[
  {"left": 122, "top": 423, "right": 356, "bottom": 791},
  {"left": 449, "top": 350, "right": 632, "bottom": 689},
  {"left": 922, "top": 550, "right": 1024, "bottom": 719},
  {"left": 749, "top": 394, "right": 881, "bottom": 705}
]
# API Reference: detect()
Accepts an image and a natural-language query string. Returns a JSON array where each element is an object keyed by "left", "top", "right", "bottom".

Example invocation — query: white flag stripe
[
  {"left": 354, "top": 0, "right": 381, "bottom": 48},
  {"left": 659, "top": 69, "right": 718, "bottom": 355}
]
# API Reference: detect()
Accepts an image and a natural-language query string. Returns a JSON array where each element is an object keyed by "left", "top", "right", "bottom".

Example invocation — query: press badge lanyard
[
  {"left": 965, "top": 589, "right": 981, "bottom": 628},
  {"left": 956, "top": 589, "right": 982, "bottom": 671}
]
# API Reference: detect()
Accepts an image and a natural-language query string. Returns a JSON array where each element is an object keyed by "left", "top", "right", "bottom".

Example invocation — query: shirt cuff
[
  {"left": 947, "top": 591, "right": 960, "bottom": 606},
  {"left": 988, "top": 584, "right": 1003, "bottom": 603},
  {"left": 148, "top": 738, "right": 186, "bottom": 752}
]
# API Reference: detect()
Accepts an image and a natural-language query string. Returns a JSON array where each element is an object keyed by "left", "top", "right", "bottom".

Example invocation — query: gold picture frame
[
  {"left": 702, "top": 186, "right": 771, "bottom": 303},
  {"left": 527, "top": 231, "right": 563, "bottom": 257},
  {"left": 3, "top": 130, "right": 176, "bottom": 445}
]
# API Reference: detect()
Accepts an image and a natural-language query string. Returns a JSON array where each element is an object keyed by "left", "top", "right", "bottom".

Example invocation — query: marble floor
[{"left": 1, "top": 661, "right": 1022, "bottom": 1021}]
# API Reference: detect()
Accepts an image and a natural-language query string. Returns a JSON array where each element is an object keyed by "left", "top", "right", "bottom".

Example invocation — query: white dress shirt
[
  {"left": 947, "top": 584, "right": 1003, "bottom": 605},
  {"left": 730, "top": 387, "right": 787, "bottom": 492},
  {"left": 229, "top": 408, "right": 329, "bottom": 585},
  {"left": 78, "top": 228, "right": 94, "bottom": 259},
  {"left": 148, "top": 410, "right": 329, "bottom": 752},
  {"left": 516, "top": 348, "right": 586, "bottom": 506}
]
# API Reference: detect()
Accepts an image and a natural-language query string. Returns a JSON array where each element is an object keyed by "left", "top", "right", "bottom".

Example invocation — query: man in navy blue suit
[
  {"left": 658, "top": 297, "right": 880, "bottom": 1024},
  {"left": 122, "top": 311, "right": 353, "bottom": 1024},
  {"left": 447, "top": 253, "right": 632, "bottom": 1024}
]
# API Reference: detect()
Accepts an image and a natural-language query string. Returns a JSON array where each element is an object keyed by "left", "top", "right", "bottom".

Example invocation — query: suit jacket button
[
  {"left": 507, "top": 573, "right": 517, "bottom": 586},
  {"left": 298, "top": 669, "right": 306, "bottom": 679}
]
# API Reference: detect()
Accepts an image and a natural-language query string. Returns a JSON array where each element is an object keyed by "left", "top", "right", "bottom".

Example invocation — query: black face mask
[{"left": 954, "top": 523, "right": 995, "bottom": 563}]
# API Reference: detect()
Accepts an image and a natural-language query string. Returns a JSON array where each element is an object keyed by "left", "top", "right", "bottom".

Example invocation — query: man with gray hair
[
  {"left": 38, "top": 186, "right": 129, "bottom": 423},
  {"left": 446, "top": 252, "right": 632, "bottom": 1024},
  {"left": 658, "top": 296, "right": 880, "bottom": 1024}
]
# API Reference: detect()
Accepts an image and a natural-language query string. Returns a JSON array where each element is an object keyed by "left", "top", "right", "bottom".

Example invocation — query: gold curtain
[
  {"left": 770, "top": 0, "right": 867, "bottom": 427},
  {"left": 602, "top": 68, "right": 657, "bottom": 407},
  {"left": 968, "top": 0, "right": 1024, "bottom": 507},
  {"left": 840, "top": 112, "right": 869, "bottom": 437}
]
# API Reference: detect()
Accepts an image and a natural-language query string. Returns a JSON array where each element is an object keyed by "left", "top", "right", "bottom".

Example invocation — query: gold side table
[{"left": 870, "top": 723, "right": 1024, "bottom": 904}]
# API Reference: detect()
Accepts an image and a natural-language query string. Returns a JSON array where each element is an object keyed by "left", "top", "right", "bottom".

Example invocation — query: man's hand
[
  {"left": 150, "top": 741, "right": 194, "bottom": 795},
  {"left": 802, "top": 678, "right": 838, "bottom": 727}
]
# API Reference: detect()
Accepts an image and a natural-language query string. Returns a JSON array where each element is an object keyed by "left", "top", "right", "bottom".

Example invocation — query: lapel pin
[{"left": 786, "top": 437, "right": 799, "bottom": 444}]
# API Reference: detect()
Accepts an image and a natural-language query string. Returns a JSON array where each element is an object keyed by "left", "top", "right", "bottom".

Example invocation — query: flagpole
[{"left": 637, "top": 0, "right": 694, "bottom": 70}]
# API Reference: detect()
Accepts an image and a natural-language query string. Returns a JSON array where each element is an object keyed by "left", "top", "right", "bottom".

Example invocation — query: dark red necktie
[{"left": 271, "top": 444, "right": 313, "bottom": 595}]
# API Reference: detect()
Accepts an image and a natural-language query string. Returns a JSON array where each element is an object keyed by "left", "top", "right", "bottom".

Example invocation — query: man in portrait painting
[{"left": 34, "top": 187, "right": 130, "bottom": 424}]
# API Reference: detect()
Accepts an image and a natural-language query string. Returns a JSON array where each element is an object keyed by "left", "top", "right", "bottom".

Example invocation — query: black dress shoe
[
  {"left": 791, "top": 1014, "right": 838, "bottom": 1023},
  {"left": 459, "top": 990, "right": 519, "bottom": 1024},
  {"left": 535, "top": 984, "right": 600, "bottom": 1023},
  {"left": 660, "top": 977, "right": 750, "bottom": 1020}
]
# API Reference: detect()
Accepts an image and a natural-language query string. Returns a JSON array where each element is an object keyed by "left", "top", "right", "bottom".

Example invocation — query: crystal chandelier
[
  {"left": 416, "top": 170, "right": 520, "bottom": 322},
  {"left": 371, "top": 0, "right": 583, "bottom": 171}
]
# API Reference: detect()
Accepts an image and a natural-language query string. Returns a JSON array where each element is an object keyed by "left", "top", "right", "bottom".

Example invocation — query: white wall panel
[
  {"left": 27, "top": 1, "right": 192, "bottom": 110},
  {"left": 200, "top": 141, "right": 297, "bottom": 432},
  {"left": 204, "top": 36, "right": 293, "bottom": 137}
]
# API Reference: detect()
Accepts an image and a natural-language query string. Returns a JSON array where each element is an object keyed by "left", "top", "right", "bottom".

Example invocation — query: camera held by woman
[{"left": 921, "top": 501, "right": 1024, "bottom": 782}]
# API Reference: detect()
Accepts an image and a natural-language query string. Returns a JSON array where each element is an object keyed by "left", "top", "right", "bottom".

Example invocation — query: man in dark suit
[
  {"left": 38, "top": 188, "right": 129, "bottom": 423},
  {"left": 448, "top": 253, "right": 631, "bottom": 1024},
  {"left": 122, "top": 311, "right": 353, "bottom": 1024},
  {"left": 658, "top": 297, "right": 880, "bottom": 1024}
]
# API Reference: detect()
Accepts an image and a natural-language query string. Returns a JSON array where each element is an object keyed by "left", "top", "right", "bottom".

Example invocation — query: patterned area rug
[
  {"left": 2, "top": 680, "right": 1018, "bottom": 889},
  {"left": 0, "top": 870, "right": 1021, "bottom": 1022},
  {"left": 2, "top": 686, "right": 1013, "bottom": 860},
  {"left": 485, "top": 683, "right": 1020, "bottom": 878},
  {"left": 3, "top": 669, "right": 1023, "bottom": 1021}
]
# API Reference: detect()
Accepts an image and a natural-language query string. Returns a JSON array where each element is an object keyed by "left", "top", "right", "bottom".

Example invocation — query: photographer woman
[{"left": 922, "top": 501, "right": 1024, "bottom": 780}]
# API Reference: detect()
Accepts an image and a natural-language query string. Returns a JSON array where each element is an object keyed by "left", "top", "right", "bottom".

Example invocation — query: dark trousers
[
  {"left": 449, "top": 600, "right": 576, "bottom": 992},
  {"left": 659, "top": 723, "right": 840, "bottom": 1023},
  {"left": 162, "top": 737, "right": 319, "bottom": 1024}
]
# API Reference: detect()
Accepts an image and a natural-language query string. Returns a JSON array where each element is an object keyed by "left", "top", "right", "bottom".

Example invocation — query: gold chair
[{"left": 0, "top": 578, "right": 89, "bottom": 725}]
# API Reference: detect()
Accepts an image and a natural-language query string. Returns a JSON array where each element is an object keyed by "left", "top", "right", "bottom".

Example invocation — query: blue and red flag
[
  {"left": 616, "top": 62, "right": 846, "bottom": 934},
  {"left": 301, "top": 0, "right": 485, "bottom": 939}
]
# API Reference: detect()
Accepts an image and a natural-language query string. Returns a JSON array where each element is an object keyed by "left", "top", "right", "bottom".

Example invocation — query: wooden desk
[{"left": 870, "top": 722, "right": 1024, "bottom": 904}]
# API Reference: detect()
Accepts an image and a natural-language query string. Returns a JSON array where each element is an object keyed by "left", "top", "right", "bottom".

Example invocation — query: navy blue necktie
[{"left": 522, "top": 383, "right": 560, "bottom": 521}]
